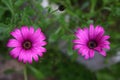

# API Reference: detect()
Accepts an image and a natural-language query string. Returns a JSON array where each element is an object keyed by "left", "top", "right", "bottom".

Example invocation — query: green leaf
[
  {"left": 0, "top": 6, "right": 7, "bottom": 19},
  {"left": 1, "top": 0, "right": 14, "bottom": 15},
  {"left": 28, "top": 65, "right": 44, "bottom": 79}
]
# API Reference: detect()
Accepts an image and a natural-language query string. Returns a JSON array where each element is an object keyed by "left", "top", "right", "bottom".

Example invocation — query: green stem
[
  {"left": 50, "top": 9, "right": 58, "bottom": 14},
  {"left": 90, "top": 0, "right": 97, "bottom": 13},
  {"left": 24, "top": 65, "right": 28, "bottom": 80}
]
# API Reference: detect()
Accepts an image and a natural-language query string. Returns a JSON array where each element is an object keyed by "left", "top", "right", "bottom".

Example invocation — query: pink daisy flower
[
  {"left": 73, "top": 24, "right": 110, "bottom": 59},
  {"left": 7, "top": 26, "right": 47, "bottom": 64}
]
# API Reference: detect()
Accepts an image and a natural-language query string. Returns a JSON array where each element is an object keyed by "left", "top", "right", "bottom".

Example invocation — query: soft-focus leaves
[
  {"left": 1, "top": 0, "right": 14, "bottom": 15},
  {"left": 28, "top": 65, "right": 45, "bottom": 79}
]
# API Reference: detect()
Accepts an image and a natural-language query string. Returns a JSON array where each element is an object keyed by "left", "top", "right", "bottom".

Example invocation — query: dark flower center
[
  {"left": 88, "top": 41, "right": 97, "bottom": 49},
  {"left": 22, "top": 40, "right": 32, "bottom": 50}
]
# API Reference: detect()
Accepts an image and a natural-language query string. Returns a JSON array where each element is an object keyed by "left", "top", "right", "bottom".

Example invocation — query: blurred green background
[{"left": 0, "top": 0, "right": 120, "bottom": 80}]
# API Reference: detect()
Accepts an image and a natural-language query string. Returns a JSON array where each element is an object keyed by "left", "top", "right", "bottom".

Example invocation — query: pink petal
[
  {"left": 75, "top": 29, "right": 88, "bottom": 42},
  {"left": 99, "top": 49, "right": 106, "bottom": 56},
  {"left": 32, "top": 48, "right": 43, "bottom": 57},
  {"left": 83, "top": 27, "right": 89, "bottom": 41},
  {"left": 33, "top": 55, "right": 39, "bottom": 62},
  {"left": 18, "top": 50, "right": 33, "bottom": 64},
  {"left": 18, "top": 49, "right": 25, "bottom": 62},
  {"left": 101, "top": 41, "right": 110, "bottom": 45},
  {"left": 99, "top": 35, "right": 110, "bottom": 43},
  {"left": 72, "top": 39, "right": 86, "bottom": 44},
  {"left": 40, "top": 41, "right": 47, "bottom": 46},
  {"left": 78, "top": 49, "right": 81, "bottom": 54},
  {"left": 102, "top": 35, "right": 110, "bottom": 40},
  {"left": 38, "top": 52, "right": 43, "bottom": 57},
  {"left": 89, "top": 49, "right": 95, "bottom": 58},
  {"left": 10, "top": 28, "right": 23, "bottom": 42},
  {"left": 99, "top": 43, "right": 110, "bottom": 50},
  {"left": 76, "top": 28, "right": 82, "bottom": 34},
  {"left": 73, "top": 44, "right": 82, "bottom": 50},
  {"left": 76, "top": 27, "right": 82, "bottom": 33},
  {"left": 29, "top": 26, "right": 34, "bottom": 34},
  {"left": 95, "top": 25, "right": 104, "bottom": 37},
  {"left": 89, "top": 24, "right": 95, "bottom": 39},
  {"left": 39, "top": 47, "right": 47, "bottom": 52},
  {"left": 33, "top": 41, "right": 47, "bottom": 47},
  {"left": 10, "top": 47, "right": 22, "bottom": 58},
  {"left": 33, "top": 46, "right": 46, "bottom": 53},
  {"left": 26, "top": 50, "right": 33, "bottom": 64},
  {"left": 94, "top": 47, "right": 102, "bottom": 52},
  {"left": 81, "top": 49, "right": 88, "bottom": 56},
  {"left": 102, "top": 45, "right": 110, "bottom": 50},
  {"left": 25, "top": 51, "right": 34, "bottom": 64},
  {"left": 33, "top": 28, "right": 46, "bottom": 41},
  {"left": 7, "top": 39, "right": 21, "bottom": 47},
  {"left": 84, "top": 53, "right": 89, "bottom": 60},
  {"left": 21, "top": 26, "right": 29, "bottom": 39},
  {"left": 95, "top": 31, "right": 104, "bottom": 42},
  {"left": 80, "top": 47, "right": 89, "bottom": 56}
]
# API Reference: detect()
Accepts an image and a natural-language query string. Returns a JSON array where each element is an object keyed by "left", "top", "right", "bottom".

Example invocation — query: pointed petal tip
[
  {"left": 89, "top": 24, "right": 95, "bottom": 39},
  {"left": 76, "top": 27, "right": 81, "bottom": 31},
  {"left": 99, "top": 50, "right": 107, "bottom": 56},
  {"left": 90, "top": 24, "right": 94, "bottom": 27},
  {"left": 89, "top": 50, "right": 95, "bottom": 58},
  {"left": 21, "top": 25, "right": 28, "bottom": 28},
  {"left": 72, "top": 45, "right": 80, "bottom": 50},
  {"left": 84, "top": 56, "right": 89, "bottom": 60}
]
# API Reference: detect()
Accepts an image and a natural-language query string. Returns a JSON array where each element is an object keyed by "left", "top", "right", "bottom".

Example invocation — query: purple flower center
[
  {"left": 22, "top": 40, "right": 32, "bottom": 50},
  {"left": 88, "top": 40, "right": 97, "bottom": 49}
]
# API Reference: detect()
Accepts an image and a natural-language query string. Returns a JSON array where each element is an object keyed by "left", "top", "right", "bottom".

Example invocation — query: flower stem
[{"left": 24, "top": 65, "right": 28, "bottom": 80}]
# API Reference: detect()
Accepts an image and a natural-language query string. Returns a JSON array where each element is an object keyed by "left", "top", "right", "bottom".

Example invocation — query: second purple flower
[{"left": 73, "top": 24, "right": 110, "bottom": 59}]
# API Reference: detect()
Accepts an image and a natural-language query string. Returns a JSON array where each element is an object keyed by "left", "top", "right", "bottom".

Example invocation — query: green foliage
[{"left": 0, "top": 0, "right": 120, "bottom": 80}]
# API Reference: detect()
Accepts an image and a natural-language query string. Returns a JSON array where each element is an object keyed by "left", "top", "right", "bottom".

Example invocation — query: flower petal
[
  {"left": 101, "top": 41, "right": 110, "bottom": 45},
  {"left": 99, "top": 35, "right": 110, "bottom": 44},
  {"left": 10, "top": 47, "right": 22, "bottom": 58},
  {"left": 33, "top": 46, "right": 46, "bottom": 53},
  {"left": 29, "top": 26, "right": 34, "bottom": 34},
  {"left": 95, "top": 31, "right": 104, "bottom": 42},
  {"left": 39, "top": 47, "right": 47, "bottom": 53},
  {"left": 89, "top": 49, "right": 95, "bottom": 58},
  {"left": 102, "top": 35, "right": 110, "bottom": 40},
  {"left": 73, "top": 44, "right": 81, "bottom": 50},
  {"left": 33, "top": 41, "right": 47, "bottom": 47},
  {"left": 18, "top": 50, "right": 33, "bottom": 64},
  {"left": 33, "top": 28, "right": 46, "bottom": 41},
  {"left": 84, "top": 52, "right": 89, "bottom": 60},
  {"left": 32, "top": 47, "right": 43, "bottom": 57},
  {"left": 80, "top": 46, "right": 89, "bottom": 56},
  {"left": 95, "top": 25, "right": 104, "bottom": 37},
  {"left": 99, "top": 49, "right": 106, "bottom": 56},
  {"left": 83, "top": 27, "right": 89, "bottom": 41},
  {"left": 102, "top": 45, "right": 110, "bottom": 50},
  {"left": 10, "top": 28, "right": 23, "bottom": 42},
  {"left": 89, "top": 24, "right": 94, "bottom": 39},
  {"left": 7, "top": 39, "right": 21, "bottom": 47},
  {"left": 72, "top": 39, "right": 86, "bottom": 44},
  {"left": 75, "top": 28, "right": 89, "bottom": 41},
  {"left": 21, "top": 26, "right": 29, "bottom": 39},
  {"left": 33, "top": 55, "right": 39, "bottom": 62},
  {"left": 94, "top": 47, "right": 102, "bottom": 52}
]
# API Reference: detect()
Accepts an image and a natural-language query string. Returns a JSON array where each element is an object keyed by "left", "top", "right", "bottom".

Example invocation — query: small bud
[{"left": 58, "top": 5, "right": 65, "bottom": 11}]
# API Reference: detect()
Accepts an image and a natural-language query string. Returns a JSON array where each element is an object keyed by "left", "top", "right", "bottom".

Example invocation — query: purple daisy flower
[
  {"left": 7, "top": 26, "right": 47, "bottom": 64},
  {"left": 73, "top": 24, "right": 110, "bottom": 59}
]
